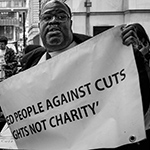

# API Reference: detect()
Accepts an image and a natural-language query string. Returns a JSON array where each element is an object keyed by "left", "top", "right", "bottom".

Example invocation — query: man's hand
[{"left": 121, "top": 24, "right": 141, "bottom": 52}]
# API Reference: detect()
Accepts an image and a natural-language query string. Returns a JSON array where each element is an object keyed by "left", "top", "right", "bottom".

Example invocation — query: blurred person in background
[
  {"left": 0, "top": 36, "right": 18, "bottom": 80},
  {"left": 0, "top": 36, "right": 18, "bottom": 132}
]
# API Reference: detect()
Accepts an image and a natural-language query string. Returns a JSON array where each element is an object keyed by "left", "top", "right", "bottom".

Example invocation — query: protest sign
[{"left": 0, "top": 26, "right": 145, "bottom": 150}]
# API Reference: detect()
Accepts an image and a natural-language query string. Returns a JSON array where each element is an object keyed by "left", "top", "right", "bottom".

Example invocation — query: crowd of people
[{"left": 0, "top": 0, "right": 150, "bottom": 149}]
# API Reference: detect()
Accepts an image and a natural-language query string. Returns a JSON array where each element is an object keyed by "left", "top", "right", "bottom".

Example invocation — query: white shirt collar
[
  {"left": 38, "top": 41, "right": 77, "bottom": 64},
  {"left": 50, "top": 41, "right": 77, "bottom": 57}
]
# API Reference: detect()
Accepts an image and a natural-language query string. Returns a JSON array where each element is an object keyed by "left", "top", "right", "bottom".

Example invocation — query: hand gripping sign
[{"left": 0, "top": 26, "right": 145, "bottom": 150}]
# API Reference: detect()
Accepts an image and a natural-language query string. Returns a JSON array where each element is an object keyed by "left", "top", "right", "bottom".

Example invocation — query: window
[
  {"left": 0, "top": 26, "right": 13, "bottom": 40},
  {"left": 0, "top": 0, "right": 25, "bottom": 8},
  {"left": 0, "top": 1, "right": 8, "bottom": 7},
  {"left": 0, "top": 12, "right": 15, "bottom": 19},
  {"left": 93, "top": 26, "right": 114, "bottom": 36}
]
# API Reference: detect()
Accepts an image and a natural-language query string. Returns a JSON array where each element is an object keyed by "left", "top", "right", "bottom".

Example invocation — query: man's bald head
[{"left": 41, "top": 0, "right": 71, "bottom": 18}]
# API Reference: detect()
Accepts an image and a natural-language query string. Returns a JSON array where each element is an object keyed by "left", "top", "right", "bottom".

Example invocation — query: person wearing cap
[
  {"left": 20, "top": 0, "right": 150, "bottom": 149},
  {"left": 0, "top": 36, "right": 18, "bottom": 80}
]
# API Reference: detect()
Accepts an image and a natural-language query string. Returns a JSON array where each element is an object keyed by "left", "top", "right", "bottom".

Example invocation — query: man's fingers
[
  {"left": 122, "top": 36, "right": 135, "bottom": 46},
  {"left": 121, "top": 25, "right": 141, "bottom": 48}
]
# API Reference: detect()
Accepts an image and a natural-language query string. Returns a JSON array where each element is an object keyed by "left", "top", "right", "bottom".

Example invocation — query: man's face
[
  {"left": 0, "top": 42, "right": 6, "bottom": 50},
  {"left": 39, "top": 1, "right": 73, "bottom": 52}
]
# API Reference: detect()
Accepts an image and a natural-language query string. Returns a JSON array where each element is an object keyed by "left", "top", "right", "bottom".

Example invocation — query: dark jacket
[
  {"left": 20, "top": 33, "right": 91, "bottom": 71},
  {"left": 20, "top": 33, "right": 150, "bottom": 149},
  {"left": 20, "top": 45, "right": 46, "bottom": 71},
  {"left": 3, "top": 47, "right": 18, "bottom": 78}
]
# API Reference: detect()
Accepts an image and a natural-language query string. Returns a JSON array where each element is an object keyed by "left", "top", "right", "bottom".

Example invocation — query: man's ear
[
  {"left": 38, "top": 22, "right": 40, "bottom": 29},
  {"left": 70, "top": 20, "right": 72, "bottom": 28}
]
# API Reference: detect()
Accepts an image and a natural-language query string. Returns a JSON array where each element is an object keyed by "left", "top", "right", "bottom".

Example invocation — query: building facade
[
  {"left": 0, "top": 0, "right": 27, "bottom": 52},
  {"left": 27, "top": 0, "right": 40, "bottom": 44},
  {"left": 68, "top": 0, "right": 150, "bottom": 36},
  {"left": 27, "top": 0, "right": 150, "bottom": 45}
]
